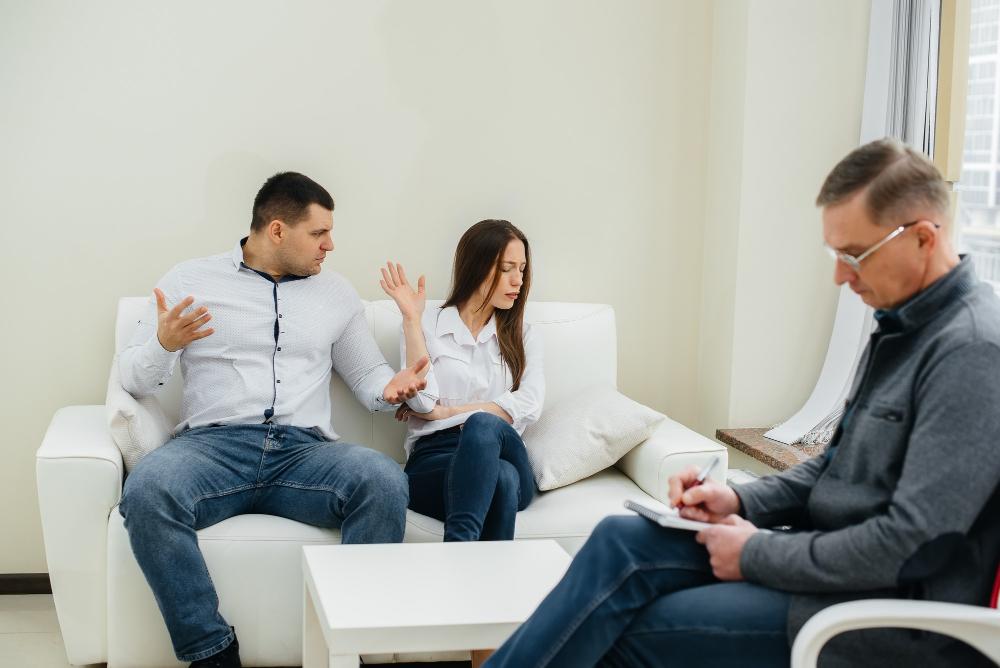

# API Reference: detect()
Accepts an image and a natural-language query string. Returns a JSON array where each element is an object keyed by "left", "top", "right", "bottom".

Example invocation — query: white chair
[{"left": 791, "top": 567, "right": 1000, "bottom": 667}]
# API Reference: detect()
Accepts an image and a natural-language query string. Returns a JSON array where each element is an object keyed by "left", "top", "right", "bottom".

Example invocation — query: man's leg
[
  {"left": 119, "top": 425, "right": 264, "bottom": 662},
  {"left": 485, "top": 515, "right": 717, "bottom": 668},
  {"left": 251, "top": 427, "right": 408, "bottom": 543},
  {"left": 598, "top": 582, "right": 790, "bottom": 667}
]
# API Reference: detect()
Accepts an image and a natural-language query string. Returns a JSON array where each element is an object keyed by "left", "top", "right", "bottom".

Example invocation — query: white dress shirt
[
  {"left": 400, "top": 305, "right": 545, "bottom": 455},
  {"left": 119, "top": 239, "right": 395, "bottom": 440}
]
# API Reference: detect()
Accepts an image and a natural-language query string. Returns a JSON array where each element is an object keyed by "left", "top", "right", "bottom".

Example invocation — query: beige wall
[
  {"left": 1, "top": 0, "right": 875, "bottom": 573},
  {"left": 0, "top": 1, "right": 713, "bottom": 571},
  {"left": 696, "top": 0, "right": 872, "bottom": 435}
]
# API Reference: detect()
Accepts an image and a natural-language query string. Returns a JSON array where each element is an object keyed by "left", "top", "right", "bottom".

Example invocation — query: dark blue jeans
[
  {"left": 118, "top": 423, "right": 408, "bottom": 662},
  {"left": 405, "top": 412, "right": 536, "bottom": 541},
  {"left": 486, "top": 515, "right": 791, "bottom": 668}
]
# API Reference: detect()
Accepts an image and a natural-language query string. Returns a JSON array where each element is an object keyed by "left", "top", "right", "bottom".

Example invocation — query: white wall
[
  {"left": 696, "top": 0, "right": 872, "bottom": 435},
  {"left": 0, "top": 1, "right": 712, "bottom": 572}
]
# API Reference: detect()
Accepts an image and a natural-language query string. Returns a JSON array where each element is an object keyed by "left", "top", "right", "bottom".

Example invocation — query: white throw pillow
[
  {"left": 523, "top": 384, "right": 666, "bottom": 491},
  {"left": 106, "top": 355, "right": 174, "bottom": 471}
]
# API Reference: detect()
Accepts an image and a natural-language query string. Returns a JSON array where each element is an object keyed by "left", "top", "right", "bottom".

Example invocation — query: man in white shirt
[{"left": 118, "top": 172, "right": 428, "bottom": 668}]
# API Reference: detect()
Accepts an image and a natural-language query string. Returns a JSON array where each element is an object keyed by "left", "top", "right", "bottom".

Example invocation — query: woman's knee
[{"left": 462, "top": 411, "right": 506, "bottom": 436}]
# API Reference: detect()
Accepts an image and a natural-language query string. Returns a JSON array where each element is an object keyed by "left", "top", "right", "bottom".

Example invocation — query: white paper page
[{"left": 625, "top": 499, "right": 713, "bottom": 532}]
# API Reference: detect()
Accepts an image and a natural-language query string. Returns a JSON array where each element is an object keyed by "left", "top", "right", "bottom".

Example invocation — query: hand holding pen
[{"left": 667, "top": 455, "right": 741, "bottom": 523}]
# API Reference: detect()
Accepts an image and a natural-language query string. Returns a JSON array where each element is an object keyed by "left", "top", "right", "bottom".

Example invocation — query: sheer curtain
[{"left": 765, "top": 0, "right": 941, "bottom": 446}]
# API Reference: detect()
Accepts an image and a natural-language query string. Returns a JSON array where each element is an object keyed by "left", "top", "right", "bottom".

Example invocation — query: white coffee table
[{"left": 302, "top": 540, "right": 572, "bottom": 668}]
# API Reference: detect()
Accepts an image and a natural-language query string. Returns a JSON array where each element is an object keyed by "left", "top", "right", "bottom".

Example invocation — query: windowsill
[{"left": 715, "top": 428, "right": 827, "bottom": 472}]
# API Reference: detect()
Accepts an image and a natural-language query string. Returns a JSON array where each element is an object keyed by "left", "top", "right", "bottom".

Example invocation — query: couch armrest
[
  {"left": 36, "top": 405, "right": 123, "bottom": 666},
  {"left": 615, "top": 417, "right": 727, "bottom": 505}
]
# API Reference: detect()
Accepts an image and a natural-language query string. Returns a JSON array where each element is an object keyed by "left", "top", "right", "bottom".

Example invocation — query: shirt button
[
  {"left": 279, "top": 314, "right": 283, "bottom": 318},
  {"left": 277, "top": 379, "right": 281, "bottom": 384},
  {"left": 277, "top": 347, "right": 282, "bottom": 351}
]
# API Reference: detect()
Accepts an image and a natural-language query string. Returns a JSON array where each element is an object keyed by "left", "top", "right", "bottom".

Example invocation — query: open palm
[{"left": 379, "top": 261, "right": 425, "bottom": 320}]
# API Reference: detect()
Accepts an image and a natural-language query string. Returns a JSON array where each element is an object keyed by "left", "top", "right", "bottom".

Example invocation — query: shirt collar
[
  {"left": 873, "top": 255, "right": 979, "bottom": 334},
  {"left": 435, "top": 305, "right": 497, "bottom": 346},
  {"left": 231, "top": 236, "right": 309, "bottom": 282},
  {"left": 231, "top": 237, "right": 248, "bottom": 272}
]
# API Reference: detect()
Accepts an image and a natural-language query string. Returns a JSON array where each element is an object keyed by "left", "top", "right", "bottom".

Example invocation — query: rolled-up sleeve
[
  {"left": 400, "top": 325, "right": 439, "bottom": 414},
  {"left": 493, "top": 324, "right": 544, "bottom": 433}
]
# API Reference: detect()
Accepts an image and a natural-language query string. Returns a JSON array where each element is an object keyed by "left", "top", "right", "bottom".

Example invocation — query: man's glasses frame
[{"left": 825, "top": 220, "right": 940, "bottom": 273}]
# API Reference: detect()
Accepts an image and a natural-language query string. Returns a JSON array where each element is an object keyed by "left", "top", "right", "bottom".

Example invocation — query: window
[{"left": 957, "top": 0, "right": 1000, "bottom": 288}]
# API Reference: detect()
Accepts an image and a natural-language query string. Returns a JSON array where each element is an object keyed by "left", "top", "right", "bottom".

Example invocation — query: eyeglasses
[{"left": 824, "top": 220, "right": 939, "bottom": 273}]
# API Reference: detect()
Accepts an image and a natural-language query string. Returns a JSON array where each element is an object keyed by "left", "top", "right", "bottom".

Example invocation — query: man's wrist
[{"left": 156, "top": 332, "right": 178, "bottom": 353}]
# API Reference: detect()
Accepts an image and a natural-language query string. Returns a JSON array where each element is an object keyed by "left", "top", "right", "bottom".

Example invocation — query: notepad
[{"left": 624, "top": 499, "right": 714, "bottom": 532}]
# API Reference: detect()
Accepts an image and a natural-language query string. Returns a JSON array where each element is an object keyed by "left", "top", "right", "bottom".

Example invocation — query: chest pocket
[
  {"left": 487, "top": 346, "right": 512, "bottom": 390},
  {"left": 842, "top": 399, "right": 910, "bottom": 485},
  {"left": 429, "top": 347, "right": 474, "bottom": 403}
]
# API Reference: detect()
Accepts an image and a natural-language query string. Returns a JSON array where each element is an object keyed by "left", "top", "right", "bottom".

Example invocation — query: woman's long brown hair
[{"left": 442, "top": 219, "right": 531, "bottom": 390}]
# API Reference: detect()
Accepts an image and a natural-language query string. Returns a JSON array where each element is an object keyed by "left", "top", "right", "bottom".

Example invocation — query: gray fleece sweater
[{"left": 732, "top": 258, "right": 1000, "bottom": 668}]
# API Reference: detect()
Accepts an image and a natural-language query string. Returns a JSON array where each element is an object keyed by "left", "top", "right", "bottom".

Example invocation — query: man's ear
[
  {"left": 916, "top": 220, "right": 937, "bottom": 251},
  {"left": 267, "top": 219, "right": 284, "bottom": 243}
]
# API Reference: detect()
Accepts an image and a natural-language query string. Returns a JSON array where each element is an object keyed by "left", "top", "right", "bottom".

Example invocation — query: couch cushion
[
  {"left": 403, "top": 468, "right": 653, "bottom": 555},
  {"left": 523, "top": 384, "right": 666, "bottom": 491}
]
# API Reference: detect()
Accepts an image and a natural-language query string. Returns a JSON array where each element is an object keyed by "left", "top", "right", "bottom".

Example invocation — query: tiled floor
[
  {"left": 0, "top": 594, "right": 471, "bottom": 667},
  {"left": 0, "top": 594, "right": 100, "bottom": 667}
]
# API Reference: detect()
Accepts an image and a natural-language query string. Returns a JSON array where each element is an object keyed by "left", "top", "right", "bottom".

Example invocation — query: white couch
[{"left": 36, "top": 298, "right": 727, "bottom": 667}]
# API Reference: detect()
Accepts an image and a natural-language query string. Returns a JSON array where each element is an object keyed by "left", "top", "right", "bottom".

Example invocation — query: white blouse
[{"left": 400, "top": 305, "right": 545, "bottom": 455}]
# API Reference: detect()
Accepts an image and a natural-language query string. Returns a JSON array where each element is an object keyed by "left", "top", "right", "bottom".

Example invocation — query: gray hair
[{"left": 816, "top": 138, "right": 949, "bottom": 225}]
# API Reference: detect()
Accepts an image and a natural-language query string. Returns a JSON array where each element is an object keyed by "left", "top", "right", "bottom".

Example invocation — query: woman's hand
[
  {"left": 380, "top": 261, "right": 426, "bottom": 321},
  {"left": 395, "top": 403, "right": 454, "bottom": 422}
]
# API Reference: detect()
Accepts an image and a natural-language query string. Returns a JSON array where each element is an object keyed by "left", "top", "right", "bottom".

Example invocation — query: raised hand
[
  {"left": 383, "top": 355, "right": 430, "bottom": 404},
  {"left": 667, "top": 465, "right": 740, "bottom": 523},
  {"left": 154, "top": 288, "right": 214, "bottom": 352},
  {"left": 379, "top": 261, "right": 426, "bottom": 321}
]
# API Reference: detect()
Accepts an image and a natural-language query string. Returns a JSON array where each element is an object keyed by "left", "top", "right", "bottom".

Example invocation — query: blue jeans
[
  {"left": 118, "top": 423, "right": 408, "bottom": 662},
  {"left": 486, "top": 515, "right": 791, "bottom": 668},
  {"left": 405, "top": 412, "right": 536, "bottom": 541}
]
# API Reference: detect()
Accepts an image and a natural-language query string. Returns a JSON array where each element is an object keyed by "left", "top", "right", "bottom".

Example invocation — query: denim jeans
[
  {"left": 485, "top": 515, "right": 791, "bottom": 668},
  {"left": 118, "top": 423, "right": 408, "bottom": 662},
  {"left": 405, "top": 412, "right": 536, "bottom": 541}
]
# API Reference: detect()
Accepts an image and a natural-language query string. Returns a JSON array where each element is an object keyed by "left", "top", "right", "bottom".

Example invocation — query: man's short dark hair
[
  {"left": 251, "top": 172, "right": 334, "bottom": 232},
  {"left": 816, "top": 138, "right": 949, "bottom": 226}
]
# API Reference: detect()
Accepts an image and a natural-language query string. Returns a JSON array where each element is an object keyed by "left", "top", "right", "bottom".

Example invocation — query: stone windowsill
[{"left": 715, "top": 428, "right": 826, "bottom": 472}]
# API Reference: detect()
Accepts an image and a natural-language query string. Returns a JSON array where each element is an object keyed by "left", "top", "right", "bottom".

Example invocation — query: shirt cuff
[{"left": 492, "top": 394, "right": 518, "bottom": 425}]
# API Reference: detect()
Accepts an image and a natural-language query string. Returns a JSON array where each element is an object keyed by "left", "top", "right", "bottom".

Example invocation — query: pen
[{"left": 675, "top": 455, "right": 720, "bottom": 510}]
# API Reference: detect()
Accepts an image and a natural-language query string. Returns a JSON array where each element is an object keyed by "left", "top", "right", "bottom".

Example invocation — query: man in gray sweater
[{"left": 485, "top": 139, "right": 1000, "bottom": 668}]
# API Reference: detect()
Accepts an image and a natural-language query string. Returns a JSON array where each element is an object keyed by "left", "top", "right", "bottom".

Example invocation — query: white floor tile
[
  {"left": 0, "top": 595, "right": 61, "bottom": 634},
  {"left": 0, "top": 631, "right": 72, "bottom": 667}
]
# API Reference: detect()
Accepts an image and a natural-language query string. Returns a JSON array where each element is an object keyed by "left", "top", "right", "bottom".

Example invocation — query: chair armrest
[
  {"left": 36, "top": 405, "right": 123, "bottom": 665},
  {"left": 615, "top": 417, "right": 727, "bottom": 505},
  {"left": 791, "top": 600, "right": 1000, "bottom": 668}
]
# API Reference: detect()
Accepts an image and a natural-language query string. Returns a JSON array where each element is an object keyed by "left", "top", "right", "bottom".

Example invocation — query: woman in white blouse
[{"left": 380, "top": 219, "right": 544, "bottom": 541}]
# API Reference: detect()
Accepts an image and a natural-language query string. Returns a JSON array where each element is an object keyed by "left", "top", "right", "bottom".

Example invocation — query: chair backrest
[{"left": 114, "top": 297, "right": 617, "bottom": 463}]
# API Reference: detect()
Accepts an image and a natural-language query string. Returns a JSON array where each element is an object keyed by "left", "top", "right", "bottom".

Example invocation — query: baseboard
[{"left": 0, "top": 573, "right": 51, "bottom": 595}]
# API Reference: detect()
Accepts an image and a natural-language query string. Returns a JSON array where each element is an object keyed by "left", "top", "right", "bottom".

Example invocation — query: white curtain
[{"left": 765, "top": 0, "right": 941, "bottom": 446}]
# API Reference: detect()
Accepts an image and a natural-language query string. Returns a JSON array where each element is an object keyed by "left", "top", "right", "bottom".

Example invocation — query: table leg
[
  {"left": 303, "top": 582, "right": 329, "bottom": 668},
  {"left": 471, "top": 649, "right": 495, "bottom": 668}
]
